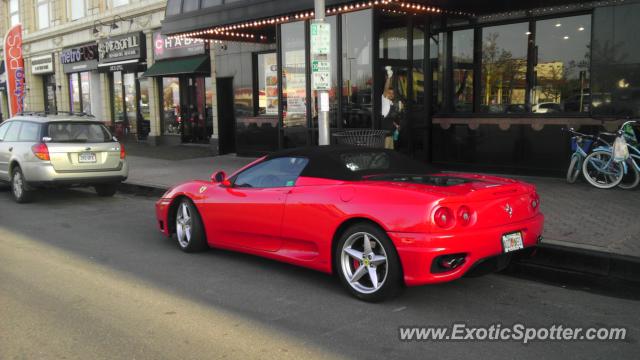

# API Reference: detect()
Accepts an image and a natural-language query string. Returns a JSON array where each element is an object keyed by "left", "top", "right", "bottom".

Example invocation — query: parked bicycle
[
  {"left": 582, "top": 120, "right": 640, "bottom": 189},
  {"left": 564, "top": 128, "right": 614, "bottom": 184}
]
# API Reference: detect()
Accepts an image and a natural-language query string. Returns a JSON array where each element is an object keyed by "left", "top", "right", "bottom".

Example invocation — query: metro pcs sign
[{"left": 3, "top": 24, "right": 25, "bottom": 117}]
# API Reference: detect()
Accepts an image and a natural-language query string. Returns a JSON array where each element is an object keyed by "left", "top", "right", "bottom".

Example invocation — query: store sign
[
  {"left": 31, "top": 54, "right": 54, "bottom": 74},
  {"left": 60, "top": 43, "right": 99, "bottom": 73},
  {"left": 98, "top": 32, "right": 145, "bottom": 63},
  {"left": 310, "top": 21, "right": 331, "bottom": 91},
  {"left": 153, "top": 31, "right": 207, "bottom": 60},
  {"left": 3, "top": 24, "right": 25, "bottom": 117}
]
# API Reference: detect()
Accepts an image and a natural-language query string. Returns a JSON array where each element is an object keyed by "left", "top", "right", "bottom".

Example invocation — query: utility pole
[{"left": 312, "top": 0, "right": 331, "bottom": 145}]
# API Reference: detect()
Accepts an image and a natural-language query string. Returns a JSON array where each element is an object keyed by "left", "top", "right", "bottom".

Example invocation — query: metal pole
[{"left": 314, "top": 0, "right": 331, "bottom": 146}]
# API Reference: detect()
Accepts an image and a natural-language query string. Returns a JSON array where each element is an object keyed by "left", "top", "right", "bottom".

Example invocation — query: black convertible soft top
[{"left": 264, "top": 146, "right": 438, "bottom": 181}]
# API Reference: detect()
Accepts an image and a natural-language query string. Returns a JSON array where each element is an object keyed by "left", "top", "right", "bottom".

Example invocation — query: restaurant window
[
  {"left": 481, "top": 22, "right": 529, "bottom": 114},
  {"left": 202, "top": 0, "right": 223, "bottom": 8},
  {"left": 37, "top": 0, "right": 50, "bottom": 30},
  {"left": 431, "top": 33, "right": 444, "bottom": 113},
  {"left": 113, "top": 72, "right": 125, "bottom": 122},
  {"left": 342, "top": 9, "right": 373, "bottom": 128},
  {"left": 138, "top": 73, "right": 151, "bottom": 138},
  {"left": 70, "top": 73, "right": 81, "bottom": 112},
  {"left": 281, "top": 21, "right": 308, "bottom": 147},
  {"left": 257, "top": 52, "right": 278, "bottom": 116},
  {"left": 379, "top": 15, "right": 408, "bottom": 60},
  {"left": 166, "top": 0, "right": 181, "bottom": 16},
  {"left": 70, "top": 0, "right": 86, "bottom": 21},
  {"left": 592, "top": 3, "right": 640, "bottom": 117},
  {"left": 452, "top": 29, "right": 474, "bottom": 113},
  {"left": 205, "top": 77, "right": 214, "bottom": 137},
  {"left": 311, "top": 16, "right": 339, "bottom": 128},
  {"left": 9, "top": 0, "right": 19, "bottom": 26},
  {"left": 412, "top": 23, "right": 426, "bottom": 109},
  {"left": 124, "top": 73, "right": 137, "bottom": 131},
  {"left": 162, "top": 77, "right": 180, "bottom": 135},
  {"left": 533, "top": 15, "right": 591, "bottom": 114},
  {"left": 81, "top": 72, "right": 91, "bottom": 114}
]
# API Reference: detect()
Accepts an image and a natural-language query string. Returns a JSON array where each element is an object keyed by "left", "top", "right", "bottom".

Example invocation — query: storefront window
[
  {"left": 205, "top": 77, "right": 214, "bottom": 137},
  {"left": 113, "top": 72, "right": 125, "bottom": 122},
  {"left": 533, "top": 15, "right": 591, "bottom": 114},
  {"left": 282, "top": 21, "right": 308, "bottom": 128},
  {"left": 412, "top": 23, "right": 425, "bottom": 108},
  {"left": 257, "top": 52, "right": 278, "bottom": 116},
  {"left": 432, "top": 33, "right": 444, "bottom": 113},
  {"left": 481, "top": 22, "right": 529, "bottom": 113},
  {"left": 452, "top": 29, "right": 474, "bottom": 113},
  {"left": 80, "top": 72, "right": 91, "bottom": 114},
  {"left": 162, "top": 77, "right": 180, "bottom": 135},
  {"left": 124, "top": 73, "right": 137, "bottom": 132},
  {"left": 43, "top": 74, "right": 56, "bottom": 114},
  {"left": 69, "top": 73, "right": 81, "bottom": 112},
  {"left": 342, "top": 10, "right": 373, "bottom": 128},
  {"left": 138, "top": 73, "right": 150, "bottom": 138},
  {"left": 592, "top": 3, "right": 640, "bottom": 117},
  {"left": 379, "top": 14, "right": 408, "bottom": 60}
]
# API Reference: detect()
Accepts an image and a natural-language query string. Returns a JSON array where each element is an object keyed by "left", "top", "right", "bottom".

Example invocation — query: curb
[
  {"left": 507, "top": 244, "right": 640, "bottom": 298},
  {"left": 119, "top": 181, "right": 640, "bottom": 297}
]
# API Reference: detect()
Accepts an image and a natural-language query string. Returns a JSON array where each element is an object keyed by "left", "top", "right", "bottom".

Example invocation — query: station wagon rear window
[{"left": 46, "top": 122, "right": 112, "bottom": 143}]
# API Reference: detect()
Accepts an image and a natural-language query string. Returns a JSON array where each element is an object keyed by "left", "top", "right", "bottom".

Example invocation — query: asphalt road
[{"left": 0, "top": 188, "right": 638, "bottom": 359}]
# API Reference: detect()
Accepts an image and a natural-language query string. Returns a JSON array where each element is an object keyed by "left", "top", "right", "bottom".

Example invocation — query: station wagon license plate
[
  {"left": 502, "top": 231, "right": 524, "bottom": 253},
  {"left": 78, "top": 152, "right": 97, "bottom": 163}
]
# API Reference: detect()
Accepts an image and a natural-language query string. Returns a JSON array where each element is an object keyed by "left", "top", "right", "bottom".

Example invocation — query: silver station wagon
[{"left": 0, "top": 113, "right": 129, "bottom": 203}]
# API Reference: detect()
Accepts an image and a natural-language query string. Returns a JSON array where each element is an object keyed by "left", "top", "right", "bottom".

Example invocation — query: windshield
[{"left": 46, "top": 122, "right": 113, "bottom": 143}]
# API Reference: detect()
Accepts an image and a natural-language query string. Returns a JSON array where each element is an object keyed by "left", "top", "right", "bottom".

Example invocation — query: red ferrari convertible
[{"left": 155, "top": 146, "right": 543, "bottom": 301}]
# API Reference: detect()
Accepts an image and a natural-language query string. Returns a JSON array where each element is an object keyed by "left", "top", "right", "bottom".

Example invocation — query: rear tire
[
  {"left": 11, "top": 167, "right": 33, "bottom": 204},
  {"left": 582, "top": 151, "right": 624, "bottom": 189},
  {"left": 175, "top": 199, "right": 208, "bottom": 253},
  {"left": 95, "top": 184, "right": 118, "bottom": 197},
  {"left": 334, "top": 223, "right": 403, "bottom": 302},
  {"left": 566, "top": 154, "right": 581, "bottom": 184}
]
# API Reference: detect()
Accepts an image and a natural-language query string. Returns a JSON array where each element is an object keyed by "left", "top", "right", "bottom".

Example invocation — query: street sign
[
  {"left": 310, "top": 22, "right": 331, "bottom": 56},
  {"left": 311, "top": 22, "right": 331, "bottom": 91},
  {"left": 312, "top": 60, "right": 331, "bottom": 91}
]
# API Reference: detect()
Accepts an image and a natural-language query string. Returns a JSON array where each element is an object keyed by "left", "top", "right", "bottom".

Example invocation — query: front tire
[
  {"left": 334, "top": 223, "right": 402, "bottom": 302},
  {"left": 175, "top": 199, "right": 208, "bottom": 253},
  {"left": 11, "top": 167, "right": 33, "bottom": 203}
]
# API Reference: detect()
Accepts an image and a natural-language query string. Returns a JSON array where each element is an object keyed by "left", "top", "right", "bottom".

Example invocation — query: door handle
[{"left": 8, "top": 147, "right": 13, "bottom": 152}]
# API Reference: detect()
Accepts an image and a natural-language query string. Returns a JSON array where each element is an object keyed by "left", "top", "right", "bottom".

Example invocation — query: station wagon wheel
[
  {"left": 11, "top": 167, "right": 33, "bottom": 204},
  {"left": 335, "top": 223, "right": 402, "bottom": 302},
  {"left": 174, "top": 199, "right": 207, "bottom": 253}
]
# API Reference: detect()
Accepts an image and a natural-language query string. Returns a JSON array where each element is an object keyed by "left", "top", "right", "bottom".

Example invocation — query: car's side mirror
[{"left": 211, "top": 171, "right": 231, "bottom": 187}]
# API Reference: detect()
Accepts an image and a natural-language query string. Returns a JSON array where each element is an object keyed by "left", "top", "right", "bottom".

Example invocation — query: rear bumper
[
  {"left": 22, "top": 160, "right": 129, "bottom": 186},
  {"left": 389, "top": 213, "right": 544, "bottom": 287}
]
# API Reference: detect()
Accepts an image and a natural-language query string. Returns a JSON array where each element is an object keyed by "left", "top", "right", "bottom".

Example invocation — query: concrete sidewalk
[{"left": 124, "top": 151, "right": 640, "bottom": 259}]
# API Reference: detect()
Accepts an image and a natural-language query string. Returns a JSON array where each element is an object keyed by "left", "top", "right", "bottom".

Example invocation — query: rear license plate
[
  {"left": 78, "top": 152, "right": 97, "bottom": 163},
  {"left": 502, "top": 231, "right": 524, "bottom": 253}
]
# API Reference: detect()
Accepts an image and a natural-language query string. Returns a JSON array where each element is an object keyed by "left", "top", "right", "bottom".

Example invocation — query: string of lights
[{"left": 168, "top": 0, "right": 474, "bottom": 43}]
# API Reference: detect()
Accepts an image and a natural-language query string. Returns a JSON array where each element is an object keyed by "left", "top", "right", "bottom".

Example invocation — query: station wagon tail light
[
  {"left": 120, "top": 143, "right": 126, "bottom": 159},
  {"left": 457, "top": 206, "right": 472, "bottom": 226},
  {"left": 434, "top": 207, "right": 455, "bottom": 228},
  {"left": 32, "top": 143, "right": 50, "bottom": 161}
]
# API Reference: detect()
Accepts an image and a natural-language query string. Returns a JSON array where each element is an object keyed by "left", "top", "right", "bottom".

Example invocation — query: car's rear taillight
[
  {"left": 31, "top": 143, "right": 50, "bottom": 161},
  {"left": 531, "top": 192, "right": 540, "bottom": 210},
  {"left": 457, "top": 206, "right": 472, "bottom": 226},
  {"left": 434, "top": 207, "right": 455, "bottom": 228},
  {"left": 119, "top": 143, "right": 126, "bottom": 159}
]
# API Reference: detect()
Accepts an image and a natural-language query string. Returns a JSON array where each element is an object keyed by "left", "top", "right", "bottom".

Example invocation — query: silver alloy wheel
[
  {"left": 176, "top": 202, "right": 193, "bottom": 248},
  {"left": 340, "top": 232, "right": 388, "bottom": 294},
  {"left": 12, "top": 171, "right": 23, "bottom": 199}
]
